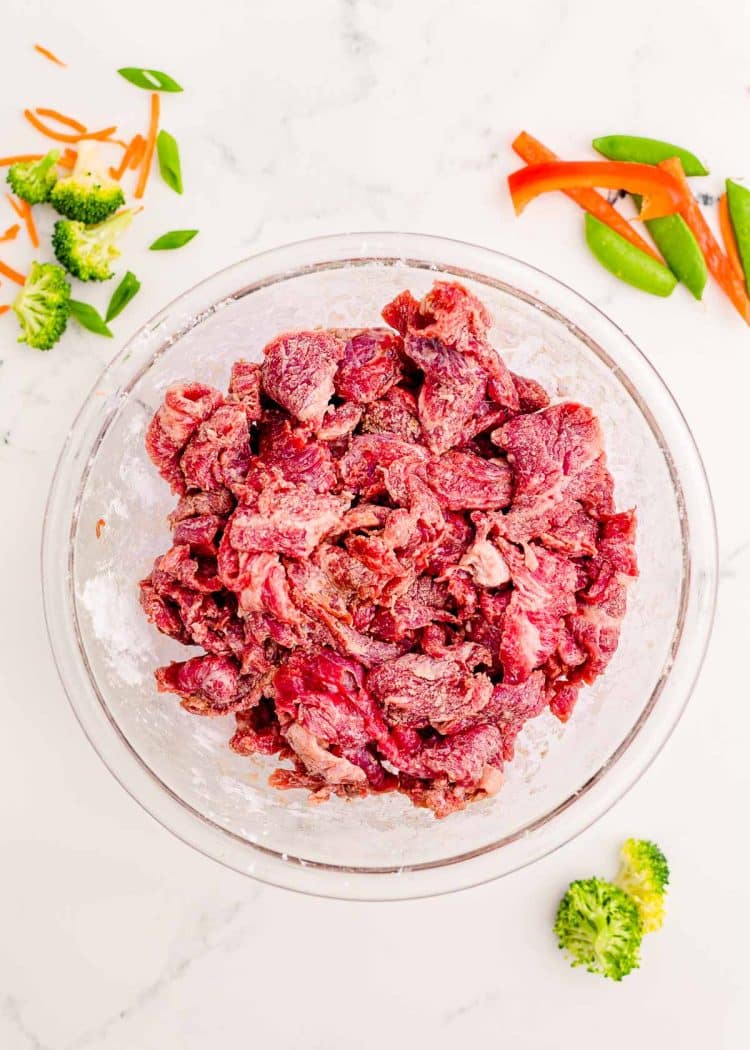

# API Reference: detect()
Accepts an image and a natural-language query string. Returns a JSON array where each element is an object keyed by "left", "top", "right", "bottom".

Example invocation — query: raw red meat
[
  {"left": 261, "top": 330, "right": 346, "bottom": 423},
  {"left": 141, "top": 280, "right": 637, "bottom": 818}
]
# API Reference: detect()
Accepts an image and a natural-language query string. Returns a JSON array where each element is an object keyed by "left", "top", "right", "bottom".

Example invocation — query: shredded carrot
[
  {"left": 35, "top": 107, "right": 86, "bottom": 133},
  {"left": 20, "top": 201, "right": 38, "bottom": 248},
  {"left": 135, "top": 93, "right": 160, "bottom": 199},
  {"left": 0, "top": 224, "right": 20, "bottom": 243},
  {"left": 129, "top": 134, "right": 146, "bottom": 170},
  {"left": 0, "top": 154, "right": 44, "bottom": 166},
  {"left": 512, "top": 131, "right": 662, "bottom": 263},
  {"left": 659, "top": 158, "right": 750, "bottom": 324},
  {"left": 6, "top": 195, "right": 25, "bottom": 219},
  {"left": 110, "top": 134, "right": 144, "bottom": 180},
  {"left": 0, "top": 305, "right": 10, "bottom": 316},
  {"left": 4, "top": 195, "right": 38, "bottom": 248},
  {"left": 59, "top": 148, "right": 77, "bottom": 169},
  {"left": 24, "top": 109, "right": 118, "bottom": 144},
  {"left": 0, "top": 259, "right": 26, "bottom": 285},
  {"left": 718, "top": 193, "right": 744, "bottom": 281},
  {"left": 95, "top": 518, "right": 106, "bottom": 538},
  {"left": 34, "top": 44, "right": 66, "bottom": 67}
]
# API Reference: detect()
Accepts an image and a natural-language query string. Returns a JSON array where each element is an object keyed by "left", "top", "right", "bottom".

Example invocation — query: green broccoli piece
[
  {"left": 49, "top": 141, "right": 125, "bottom": 223},
  {"left": 52, "top": 209, "right": 133, "bottom": 281},
  {"left": 6, "top": 150, "right": 59, "bottom": 204},
  {"left": 614, "top": 838, "right": 669, "bottom": 933},
  {"left": 12, "top": 261, "right": 71, "bottom": 350},
  {"left": 554, "top": 877, "right": 642, "bottom": 981}
]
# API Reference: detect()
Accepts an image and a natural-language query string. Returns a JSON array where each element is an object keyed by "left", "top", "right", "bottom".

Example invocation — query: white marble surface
[{"left": 2, "top": 0, "right": 749, "bottom": 1045}]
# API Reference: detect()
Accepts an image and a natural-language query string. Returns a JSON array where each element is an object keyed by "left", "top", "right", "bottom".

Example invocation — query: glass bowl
[{"left": 42, "top": 232, "right": 717, "bottom": 900}]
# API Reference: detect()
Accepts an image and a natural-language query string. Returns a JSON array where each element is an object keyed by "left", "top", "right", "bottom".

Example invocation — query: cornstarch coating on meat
[{"left": 140, "top": 281, "right": 637, "bottom": 818}]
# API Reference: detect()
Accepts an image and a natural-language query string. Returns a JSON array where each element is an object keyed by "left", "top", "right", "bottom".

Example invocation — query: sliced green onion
[{"left": 149, "top": 229, "right": 199, "bottom": 250}]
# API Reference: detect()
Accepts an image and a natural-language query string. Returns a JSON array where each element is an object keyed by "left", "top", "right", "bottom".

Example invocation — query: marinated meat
[{"left": 141, "top": 280, "right": 637, "bottom": 817}]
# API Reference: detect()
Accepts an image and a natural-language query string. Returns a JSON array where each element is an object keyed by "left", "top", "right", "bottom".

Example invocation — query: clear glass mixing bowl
[{"left": 42, "top": 232, "right": 717, "bottom": 900}]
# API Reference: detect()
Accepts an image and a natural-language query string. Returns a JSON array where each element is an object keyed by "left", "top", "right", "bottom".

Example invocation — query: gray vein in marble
[
  {"left": 442, "top": 987, "right": 502, "bottom": 1026},
  {"left": 66, "top": 897, "right": 259, "bottom": 1050},
  {"left": 1, "top": 996, "right": 53, "bottom": 1050}
]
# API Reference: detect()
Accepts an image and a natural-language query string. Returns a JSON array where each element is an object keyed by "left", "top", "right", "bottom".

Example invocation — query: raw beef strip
[
  {"left": 180, "top": 403, "right": 250, "bottom": 492},
  {"left": 145, "top": 382, "right": 224, "bottom": 493},
  {"left": 403, "top": 334, "right": 487, "bottom": 455},
  {"left": 499, "top": 541, "right": 579, "bottom": 683},
  {"left": 368, "top": 653, "right": 492, "bottom": 730},
  {"left": 257, "top": 410, "right": 336, "bottom": 492},
  {"left": 261, "top": 330, "right": 346, "bottom": 423},
  {"left": 228, "top": 483, "right": 349, "bottom": 558},
  {"left": 227, "top": 359, "right": 262, "bottom": 422},
  {"left": 492, "top": 402, "right": 607, "bottom": 541},
  {"left": 155, "top": 654, "right": 252, "bottom": 716},
  {"left": 360, "top": 386, "right": 421, "bottom": 441},
  {"left": 334, "top": 328, "right": 404, "bottom": 404},
  {"left": 422, "top": 450, "right": 513, "bottom": 511},
  {"left": 337, "top": 433, "right": 429, "bottom": 499}
]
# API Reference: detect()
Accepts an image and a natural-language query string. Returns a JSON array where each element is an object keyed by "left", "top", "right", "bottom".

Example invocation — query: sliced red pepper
[
  {"left": 511, "top": 132, "right": 661, "bottom": 262},
  {"left": 659, "top": 157, "right": 750, "bottom": 324},
  {"left": 508, "top": 160, "right": 686, "bottom": 221}
]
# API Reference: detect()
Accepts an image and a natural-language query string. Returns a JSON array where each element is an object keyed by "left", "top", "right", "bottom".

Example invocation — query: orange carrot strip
[
  {"left": 659, "top": 158, "right": 750, "bottom": 324},
  {"left": 24, "top": 109, "right": 118, "bottom": 144},
  {"left": 0, "top": 305, "right": 10, "bottom": 316},
  {"left": 95, "top": 518, "right": 106, "bottom": 538},
  {"left": 0, "top": 259, "right": 26, "bottom": 285},
  {"left": 59, "top": 148, "right": 77, "bottom": 168},
  {"left": 5, "top": 196, "right": 38, "bottom": 247},
  {"left": 135, "top": 93, "right": 160, "bottom": 199},
  {"left": 0, "top": 224, "right": 20, "bottom": 242},
  {"left": 128, "top": 135, "right": 146, "bottom": 170},
  {"left": 35, "top": 107, "right": 86, "bottom": 133},
  {"left": 512, "top": 131, "right": 662, "bottom": 263},
  {"left": 34, "top": 44, "right": 66, "bottom": 67},
  {"left": 718, "top": 193, "right": 744, "bottom": 281},
  {"left": 109, "top": 134, "right": 144, "bottom": 180},
  {"left": 6, "top": 194, "right": 25, "bottom": 219},
  {"left": 20, "top": 201, "right": 39, "bottom": 248},
  {"left": 0, "top": 154, "right": 43, "bottom": 166}
]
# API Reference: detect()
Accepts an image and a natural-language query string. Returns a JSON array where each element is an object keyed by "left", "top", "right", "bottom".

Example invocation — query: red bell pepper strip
[
  {"left": 718, "top": 193, "right": 744, "bottom": 281},
  {"left": 508, "top": 160, "right": 686, "bottom": 221},
  {"left": 659, "top": 157, "right": 750, "bottom": 324},
  {"left": 511, "top": 132, "right": 661, "bottom": 262}
]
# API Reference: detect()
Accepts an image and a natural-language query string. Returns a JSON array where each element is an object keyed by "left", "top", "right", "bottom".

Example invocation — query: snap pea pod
[
  {"left": 608, "top": 133, "right": 710, "bottom": 298},
  {"left": 592, "top": 135, "right": 709, "bottom": 177},
  {"left": 584, "top": 214, "right": 677, "bottom": 296},
  {"left": 631, "top": 193, "right": 707, "bottom": 300},
  {"left": 726, "top": 179, "right": 750, "bottom": 293}
]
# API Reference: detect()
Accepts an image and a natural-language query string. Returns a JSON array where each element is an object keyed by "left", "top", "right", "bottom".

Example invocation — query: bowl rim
[{"left": 42, "top": 231, "right": 718, "bottom": 900}]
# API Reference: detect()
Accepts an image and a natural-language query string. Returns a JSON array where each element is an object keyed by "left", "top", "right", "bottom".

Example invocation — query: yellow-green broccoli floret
[
  {"left": 49, "top": 142, "right": 125, "bottom": 223},
  {"left": 6, "top": 150, "right": 59, "bottom": 204},
  {"left": 614, "top": 838, "right": 669, "bottom": 933},
  {"left": 12, "top": 261, "right": 71, "bottom": 350},
  {"left": 52, "top": 209, "right": 133, "bottom": 281},
  {"left": 554, "top": 877, "right": 643, "bottom": 981}
]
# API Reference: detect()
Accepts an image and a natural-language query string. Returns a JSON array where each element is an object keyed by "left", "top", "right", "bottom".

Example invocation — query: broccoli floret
[
  {"left": 6, "top": 150, "right": 59, "bottom": 204},
  {"left": 614, "top": 838, "right": 669, "bottom": 934},
  {"left": 12, "top": 261, "right": 71, "bottom": 351},
  {"left": 554, "top": 877, "right": 642, "bottom": 981},
  {"left": 49, "top": 141, "right": 125, "bottom": 223},
  {"left": 52, "top": 209, "right": 133, "bottom": 281}
]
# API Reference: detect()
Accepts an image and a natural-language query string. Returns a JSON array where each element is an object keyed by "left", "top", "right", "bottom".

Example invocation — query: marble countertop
[{"left": 2, "top": 0, "right": 749, "bottom": 1046}]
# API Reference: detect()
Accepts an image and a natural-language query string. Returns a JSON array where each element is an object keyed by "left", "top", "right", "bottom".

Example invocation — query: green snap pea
[
  {"left": 631, "top": 194, "right": 707, "bottom": 299},
  {"left": 585, "top": 214, "right": 677, "bottom": 297},
  {"left": 726, "top": 179, "right": 750, "bottom": 293},
  {"left": 592, "top": 135, "right": 709, "bottom": 177}
]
